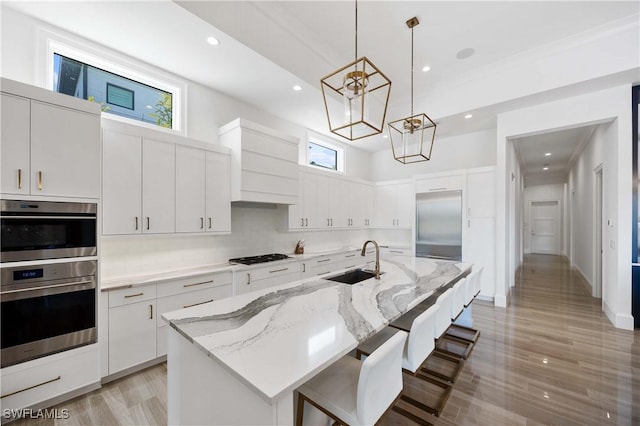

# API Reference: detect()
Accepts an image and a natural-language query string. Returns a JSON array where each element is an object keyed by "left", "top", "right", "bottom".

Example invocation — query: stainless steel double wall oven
[{"left": 0, "top": 200, "right": 98, "bottom": 368}]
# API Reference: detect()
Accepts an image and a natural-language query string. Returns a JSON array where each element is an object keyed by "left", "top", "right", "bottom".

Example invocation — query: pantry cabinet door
[
  {"left": 395, "top": 182, "right": 414, "bottom": 228},
  {"left": 102, "top": 130, "right": 143, "bottom": 234}
]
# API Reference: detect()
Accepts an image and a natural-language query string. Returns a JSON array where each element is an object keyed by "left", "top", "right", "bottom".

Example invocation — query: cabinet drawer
[
  {"left": 109, "top": 284, "right": 156, "bottom": 308},
  {"left": 156, "top": 272, "right": 233, "bottom": 298},
  {"left": 415, "top": 174, "right": 463, "bottom": 193},
  {"left": 381, "top": 247, "right": 412, "bottom": 256},
  {"left": 0, "top": 346, "right": 99, "bottom": 412},
  {"left": 249, "top": 262, "right": 301, "bottom": 281},
  {"left": 251, "top": 273, "right": 300, "bottom": 292},
  {"left": 156, "top": 284, "right": 233, "bottom": 325}
]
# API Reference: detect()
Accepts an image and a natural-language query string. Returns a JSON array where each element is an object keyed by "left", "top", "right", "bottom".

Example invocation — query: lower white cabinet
[
  {"left": 106, "top": 272, "right": 233, "bottom": 375},
  {"left": 463, "top": 217, "right": 496, "bottom": 298},
  {"left": 108, "top": 285, "right": 157, "bottom": 375},
  {"left": 236, "top": 263, "right": 301, "bottom": 295},
  {"left": 0, "top": 345, "right": 99, "bottom": 415}
]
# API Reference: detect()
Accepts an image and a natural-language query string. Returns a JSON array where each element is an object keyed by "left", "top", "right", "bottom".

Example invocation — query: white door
[
  {"left": 176, "top": 146, "right": 206, "bottom": 233},
  {"left": 206, "top": 151, "right": 231, "bottom": 233},
  {"left": 142, "top": 139, "right": 175, "bottom": 234},
  {"left": 374, "top": 184, "right": 396, "bottom": 227},
  {"left": 530, "top": 201, "right": 559, "bottom": 254},
  {"left": 395, "top": 182, "right": 414, "bottom": 227}
]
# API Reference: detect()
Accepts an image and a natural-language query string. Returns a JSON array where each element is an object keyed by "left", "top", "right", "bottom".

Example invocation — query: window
[
  {"left": 53, "top": 53, "right": 174, "bottom": 129},
  {"left": 308, "top": 141, "right": 338, "bottom": 170}
]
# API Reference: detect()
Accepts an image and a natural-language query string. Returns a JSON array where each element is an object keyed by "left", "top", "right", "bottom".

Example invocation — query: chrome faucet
[{"left": 361, "top": 240, "right": 381, "bottom": 279}]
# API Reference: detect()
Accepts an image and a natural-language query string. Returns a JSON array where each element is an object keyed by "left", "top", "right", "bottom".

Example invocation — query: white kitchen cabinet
[
  {"left": 206, "top": 151, "right": 231, "bottom": 233},
  {"left": 176, "top": 147, "right": 231, "bottom": 234},
  {"left": 236, "top": 263, "right": 301, "bottom": 295},
  {"left": 347, "top": 182, "right": 374, "bottom": 228},
  {"left": 289, "top": 171, "right": 318, "bottom": 229},
  {"left": 0, "top": 345, "right": 99, "bottom": 416},
  {"left": 108, "top": 285, "right": 157, "bottom": 375},
  {"left": 156, "top": 275, "right": 233, "bottom": 357},
  {"left": 415, "top": 173, "right": 463, "bottom": 193},
  {"left": 142, "top": 138, "right": 175, "bottom": 234},
  {"left": 0, "top": 93, "right": 30, "bottom": 195},
  {"left": 374, "top": 181, "right": 413, "bottom": 228},
  {"left": 176, "top": 145, "right": 206, "bottom": 232},
  {"left": 1, "top": 79, "right": 100, "bottom": 198},
  {"left": 466, "top": 169, "right": 495, "bottom": 218},
  {"left": 102, "top": 129, "right": 142, "bottom": 234},
  {"left": 361, "top": 184, "right": 375, "bottom": 227},
  {"left": 463, "top": 217, "right": 496, "bottom": 298}
]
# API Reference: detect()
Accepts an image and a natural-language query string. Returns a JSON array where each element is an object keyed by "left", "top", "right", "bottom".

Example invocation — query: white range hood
[{"left": 219, "top": 118, "right": 299, "bottom": 205}]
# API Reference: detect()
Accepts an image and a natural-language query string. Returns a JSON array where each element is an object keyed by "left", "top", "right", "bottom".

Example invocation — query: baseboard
[
  {"left": 493, "top": 293, "right": 507, "bottom": 308},
  {"left": 101, "top": 356, "right": 166, "bottom": 384},
  {"left": 572, "top": 264, "right": 594, "bottom": 294},
  {"left": 603, "top": 301, "right": 634, "bottom": 330}
]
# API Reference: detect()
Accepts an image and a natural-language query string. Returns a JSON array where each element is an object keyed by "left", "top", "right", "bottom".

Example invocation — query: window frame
[
  {"left": 306, "top": 136, "right": 345, "bottom": 174},
  {"left": 41, "top": 33, "right": 185, "bottom": 134}
]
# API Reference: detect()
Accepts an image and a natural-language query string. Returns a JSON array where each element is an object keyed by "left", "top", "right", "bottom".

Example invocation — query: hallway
[{"left": 427, "top": 254, "right": 640, "bottom": 425}]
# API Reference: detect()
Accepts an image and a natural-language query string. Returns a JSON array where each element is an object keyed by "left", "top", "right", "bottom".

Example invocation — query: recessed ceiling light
[
  {"left": 382, "top": 134, "right": 388, "bottom": 139},
  {"left": 293, "top": 85, "right": 302, "bottom": 92},
  {"left": 543, "top": 167, "right": 549, "bottom": 171},
  {"left": 456, "top": 47, "right": 475, "bottom": 60},
  {"left": 422, "top": 65, "right": 431, "bottom": 72},
  {"left": 545, "top": 152, "right": 552, "bottom": 156},
  {"left": 206, "top": 36, "right": 220, "bottom": 46},
  {"left": 464, "top": 114, "right": 473, "bottom": 119}
]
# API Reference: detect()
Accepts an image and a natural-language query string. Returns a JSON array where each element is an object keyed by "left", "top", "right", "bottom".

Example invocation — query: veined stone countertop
[{"left": 162, "top": 256, "right": 471, "bottom": 403}]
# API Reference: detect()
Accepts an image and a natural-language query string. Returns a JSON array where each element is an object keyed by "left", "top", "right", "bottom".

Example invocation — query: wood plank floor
[{"left": 13, "top": 254, "right": 640, "bottom": 425}]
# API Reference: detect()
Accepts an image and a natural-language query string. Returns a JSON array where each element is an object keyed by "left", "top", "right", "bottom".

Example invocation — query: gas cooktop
[{"left": 229, "top": 253, "right": 291, "bottom": 265}]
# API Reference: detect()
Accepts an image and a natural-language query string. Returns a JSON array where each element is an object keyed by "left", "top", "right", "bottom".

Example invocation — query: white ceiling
[{"left": 4, "top": 0, "right": 638, "bottom": 160}]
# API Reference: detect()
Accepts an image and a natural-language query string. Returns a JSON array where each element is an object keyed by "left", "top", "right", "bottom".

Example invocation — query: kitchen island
[{"left": 162, "top": 256, "right": 471, "bottom": 425}]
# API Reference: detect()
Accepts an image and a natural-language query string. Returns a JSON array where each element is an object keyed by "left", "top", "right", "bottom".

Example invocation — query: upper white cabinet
[
  {"left": 219, "top": 118, "right": 299, "bottom": 205},
  {"left": 1, "top": 79, "right": 101, "bottom": 198},
  {"left": 288, "top": 171, "right": 318, "bottom": 229},
  {"left": 102, "top": 120, "right": 230, "bottom": 235},
  {"left": 176, "top": 146, "right": 231, "bottom": 233},
  {"left": 415, "top": 174, "right": 463, "bottom": 193},
  {"left": 466, "top": 169, "right": 495, "bottom": 218},
  {"left": 102, "top": 129, "right": 142, "bottom": 234},
  {"left": 374, "top": 181, "right": 413, "bottom": 228},
  {"left": 142, "top": 138, "right": 176, "bottom": 234}
]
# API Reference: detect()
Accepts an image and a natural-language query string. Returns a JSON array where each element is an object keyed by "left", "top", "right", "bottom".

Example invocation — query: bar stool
[
  {"left": 296, "top": 330, "right": 407, "bottom": 426},
  {"left": 464, "top": 269, "right": 479, "bottom": 307},
  {"left": 473, "top": 266, "right": 484, "bottom": 297},
  {"left": 434, "top": 288, "right": 454, "bottom": 339},
  {"left": 451, "top": 278, "right": 467, "bottom": 321},
  {"left": 358, "top": 304, "right": 453, "bottom": 418}
]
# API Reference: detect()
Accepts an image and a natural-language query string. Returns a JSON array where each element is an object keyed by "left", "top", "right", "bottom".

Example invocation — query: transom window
[
  {"left": 307, "top": 139, "right": 344, "bottom": 173},
  {"left": 53, "top": 53, "right": 174, "bottom": 129}
]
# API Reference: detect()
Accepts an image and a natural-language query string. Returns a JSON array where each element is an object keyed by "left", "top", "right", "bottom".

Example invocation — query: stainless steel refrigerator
[{"left": 415, "top": 190, "right": 463, "bottom": 261}]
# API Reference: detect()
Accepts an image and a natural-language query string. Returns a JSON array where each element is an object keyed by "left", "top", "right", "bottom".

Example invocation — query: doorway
[{"left": 530, "top": 201, "right": 560, "bottom": 254}]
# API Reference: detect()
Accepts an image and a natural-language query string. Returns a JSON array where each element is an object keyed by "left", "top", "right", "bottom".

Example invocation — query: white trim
[{"left": 36, "top": 27, "right": 186, "bottom": 135}]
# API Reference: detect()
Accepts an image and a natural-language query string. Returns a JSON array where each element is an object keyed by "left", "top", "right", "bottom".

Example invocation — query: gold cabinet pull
[
  {"left": 208, "top": 218, "right": 212, "bottom": 229},
  {"left": 146, "top": 217, "right": 150, "bottom": 230},
  {"left": 135, "top": 217, "right": 139, "bottom": 231},
  {"left": 17, "top": 169, "right": 22, "bottom": 189},
  {"left": 149, "top": 304, "right": 153, "bottom": 319},
  {"left": 200, "top": 217, "right": 204, "bottom": 229},
  {"left": 183, "top": 280, "right": 213, "bottom": 288},
  {"left": 345, "top": 254, "right": 356, "bottom": 258},
  {"left": 1, "top": 376, "right": 61, "bottom": 399},
  {"left": 183, "top": 299, "right": 214, "bottom": 309},
  {"left": 37, "top": 171, "right": 43, "bottom": 190},
  {"left": 305, "top": 218, "right": 308, "bottom": 227},
  {"left": 247, "top": 273, "right": 251, "bottom": 285},
  {"left": 269, "top": 268, "right": 288, "bottom": 273},
  {"left": 124, "top": 292, "right": 144, "bottom": 298},
  {"left": 317, "top": 258, "right": 331, "bottom": 263}
]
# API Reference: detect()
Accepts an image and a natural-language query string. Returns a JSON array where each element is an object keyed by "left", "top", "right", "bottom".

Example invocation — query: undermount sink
[{"left": 326, "top": 269, "right": 382, "bottom": 285}]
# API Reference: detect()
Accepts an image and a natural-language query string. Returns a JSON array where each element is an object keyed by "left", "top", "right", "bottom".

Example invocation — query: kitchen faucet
[{"left": 361, "top": 240, "right": 381, "bottom": 279}]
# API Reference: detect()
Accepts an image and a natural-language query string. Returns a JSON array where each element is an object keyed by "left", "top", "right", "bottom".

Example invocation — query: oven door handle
[{"left": 1, "top": 280, "right": 96, "bottom": 301}]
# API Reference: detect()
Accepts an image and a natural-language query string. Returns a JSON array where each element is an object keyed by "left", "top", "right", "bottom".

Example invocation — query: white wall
[
  {"left": 369, "top": 128, "right": 497, "bottom": 182},
  {"left": 567, "top": 123, "right": 609, "bottom": 291},
  {"left": 523, "top": 183, "right": 566, "bottom": 254},
  {"left": 497, "top": 85, "right": 633, "bottom": 329}
]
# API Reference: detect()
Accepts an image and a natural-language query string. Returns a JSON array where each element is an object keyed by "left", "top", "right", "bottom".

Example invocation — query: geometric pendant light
[
  {"left": 320, "top": 0, "right": 392, "bottom": 141},
  {"left": 388, "top": 17, "right": 437, "bottom": 164}
]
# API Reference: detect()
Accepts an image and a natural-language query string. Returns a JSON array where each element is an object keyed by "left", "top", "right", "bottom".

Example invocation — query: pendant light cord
[
  {"left": 354, "top": 0, "right": 358, "bottom": 61},
  {"left": 410, "top": 24, "right": 414, "bottom": 117}
]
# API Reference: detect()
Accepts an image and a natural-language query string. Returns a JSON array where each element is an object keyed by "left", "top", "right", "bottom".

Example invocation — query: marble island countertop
[{"left": 162, "top": 256, "right": 471, "bottom": 403}]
